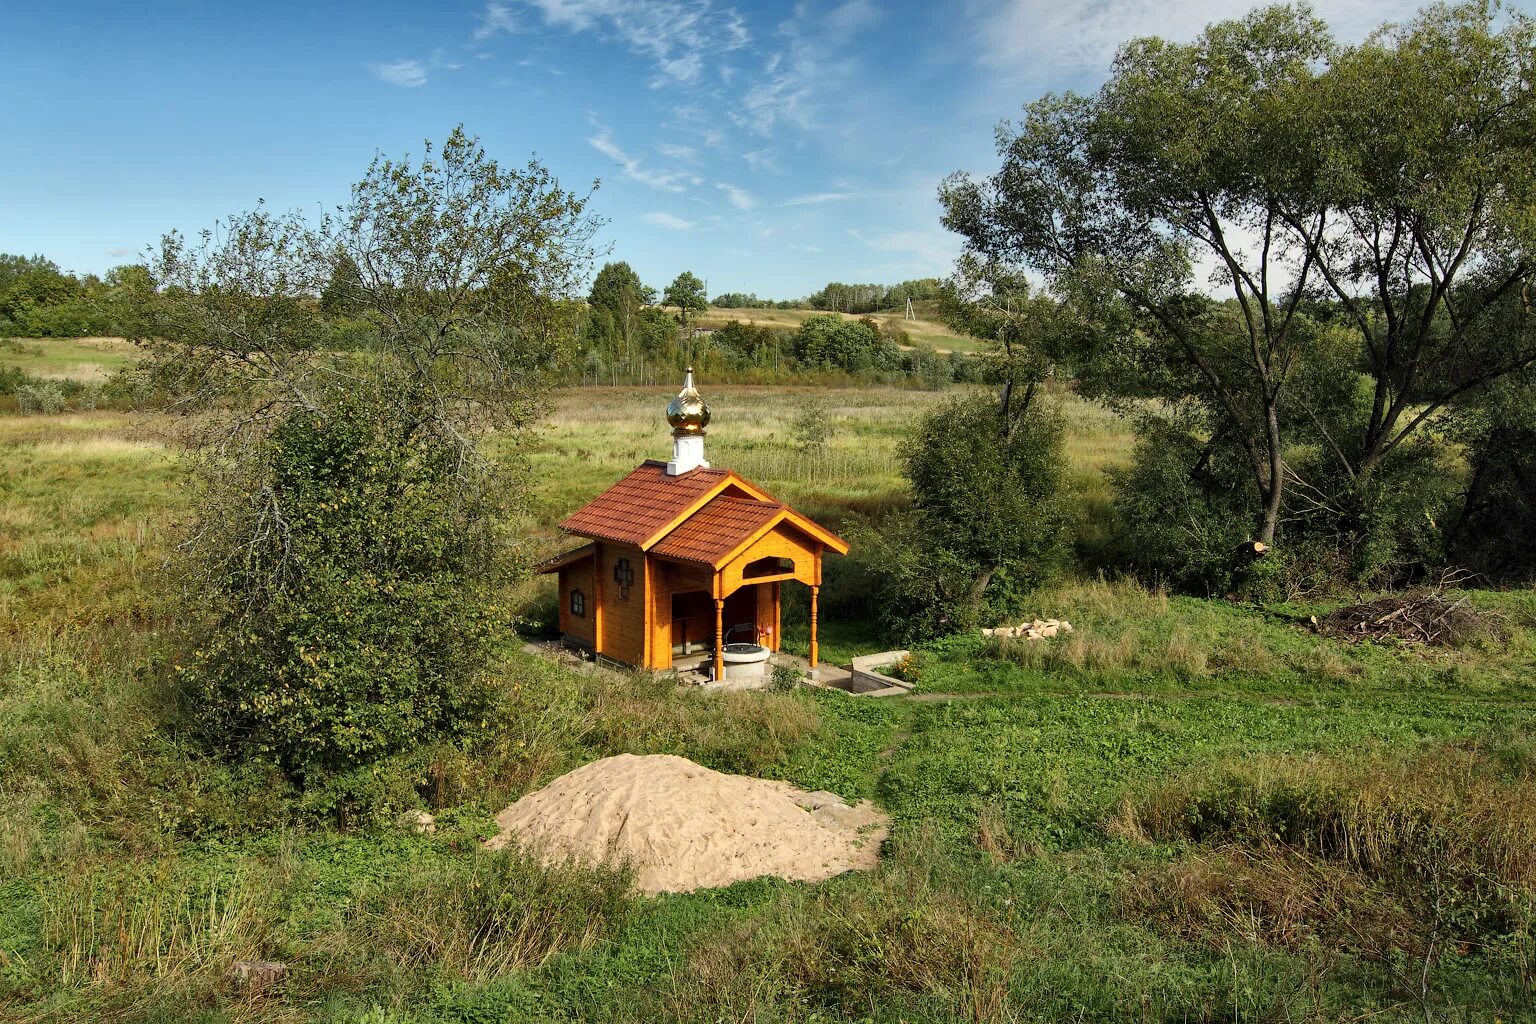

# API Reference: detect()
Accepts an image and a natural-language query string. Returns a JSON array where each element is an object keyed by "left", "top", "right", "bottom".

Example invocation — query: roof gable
[
  {"left": 559, "top": 460, "right": 847, "bottom": 561},
  {"left": 649, "top": 496, "right": 785, "bottom": 565},
  {"left": 559, "top": 461, "right": 734, "bottom": 547}
]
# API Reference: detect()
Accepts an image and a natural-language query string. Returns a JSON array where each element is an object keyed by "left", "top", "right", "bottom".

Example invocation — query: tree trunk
[
  {"left": 1258, "top": 399, "right": 1284, "bottom": 547},
  {"left": 965, "top": 565, "right": 996, "bottom": 620}
]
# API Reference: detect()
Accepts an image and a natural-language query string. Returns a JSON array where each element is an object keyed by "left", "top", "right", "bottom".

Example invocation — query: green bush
[
  {"left": 1110, "top": 421, "right": 1257, "bottom": 596},
  {"left": 16, "top": 380, "right": 65, "bottom": 414},
  {"left": 181, "top": 389, "right": 506, "bottom": 796},
  {"left": 789, "top": 314, "right": 902, "bottom": 371}
]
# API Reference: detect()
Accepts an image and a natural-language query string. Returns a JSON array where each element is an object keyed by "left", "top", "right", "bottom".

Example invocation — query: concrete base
[{"left": 832, "top": 651, "right": 914, "bottom": 696}]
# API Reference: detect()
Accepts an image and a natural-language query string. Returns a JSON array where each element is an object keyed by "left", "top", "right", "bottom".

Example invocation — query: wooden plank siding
[
  {"left": 557, "top": 554, "right": 596, "bottom": 648},
  {"left": 594, "top": 542, "right": 649, "bottom": 667}
]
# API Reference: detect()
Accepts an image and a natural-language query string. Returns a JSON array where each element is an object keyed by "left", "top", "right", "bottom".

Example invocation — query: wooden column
[
  {"left": 773, "top": 581, "right": 782, "bottom": 652},
  {"left": 809, "top": 584, "right": 820, "bottom": 669},
  {"left": 713, "top": 598, "right": 725, "bottom": 681},
  {"left": 592, "top": 544, "right": 605, "bottom": 656}
]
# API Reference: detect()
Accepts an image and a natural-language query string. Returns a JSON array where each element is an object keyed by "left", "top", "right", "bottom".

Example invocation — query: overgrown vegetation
[
  {"left": 131, "top": 127, "right": 597, "bottom": 810},
  {"left": 943, "top": 0, "right": 1536, "bottom": 593},
  {"left": 7, "top": 3, "right": 1536, "bottom": 1021}
]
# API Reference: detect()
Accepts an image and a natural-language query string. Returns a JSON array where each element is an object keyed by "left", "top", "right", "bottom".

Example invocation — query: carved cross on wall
[{"left": 613, "top": 557, "right": 634, "bottom": 599}]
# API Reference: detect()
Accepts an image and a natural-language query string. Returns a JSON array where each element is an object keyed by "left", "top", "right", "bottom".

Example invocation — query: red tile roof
[
  {"left": 559, "top": 460, "right": 733, "bottom": 547},
  {"left": 650, "top": 495, "right": 785, "bottom": 565}
]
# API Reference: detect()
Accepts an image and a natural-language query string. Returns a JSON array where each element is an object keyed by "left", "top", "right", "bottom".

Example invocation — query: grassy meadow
[
  {"left": 0, "top": 336, "right": 139, "bottom": 383},
  {"left": 697, "top": 304, "right": 986, "bottom": 354},
  {"left": 3, "top": 338, "right": 1535, "bottom": 1022}
]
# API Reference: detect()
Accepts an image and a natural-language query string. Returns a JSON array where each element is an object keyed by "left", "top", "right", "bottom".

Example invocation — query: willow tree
[
  {"left": 134, "top": 128, "right": 597, "bottom": 794},
  {"left": 942, "top": 2, "right": 1536, "bottom": 556}
]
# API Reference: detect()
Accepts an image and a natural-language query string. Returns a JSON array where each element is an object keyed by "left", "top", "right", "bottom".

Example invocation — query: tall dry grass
[
  {"left": 639, "top": 831, "right": 1027, "bottom": 1024},
  {"left": 1114, "top": 739, "right": 1536, "bottom": 995}
]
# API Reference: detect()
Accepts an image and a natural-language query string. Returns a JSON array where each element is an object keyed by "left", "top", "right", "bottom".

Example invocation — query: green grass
[
  {"left": 699, "top": 305, "right": 988, "bottom": 354},
  {"left": 0, "top": 337, "right": 138, "bottom": 383},
  {"left": 3, "top": 367, "right": 1536, "bottom": 1022}
]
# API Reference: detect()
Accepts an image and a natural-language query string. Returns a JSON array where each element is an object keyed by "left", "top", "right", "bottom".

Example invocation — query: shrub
[
  {"left": 181, "top": 390, "right": 506, "bottom": 793},
  {"left": 1109, "top": 420, "right": 1257, "bottom": 596},
  {"left": 16, "top": 379, "right": 65, "bottom": 414},
  {"left": 902, "top": 393, "right": 1072, "bottom": 625}
]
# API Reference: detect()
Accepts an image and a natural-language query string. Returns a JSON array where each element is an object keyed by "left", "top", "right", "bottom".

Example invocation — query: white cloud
[
  {"left": 974, "top": 0, "right": 1423, "bottom": 72},
  {"left": 104, "top": 246, "right": 134, "bottom": 259},
  {"left": 642, "top": 211, "right": 695, "bottom": 230},
  {"left": 737, "top": 1, "right": 884, "bottom": 135},
  {"left": 475, "top": 2, "right": 519, "bottom": 39},
  {"left": 369, "top": 59, "right": 428, "bottom": 87},
  {"left": 656, "top": 142, "right": 698, "bottom": 161},
  {"left": 851, "top": 226, "right": 959, "bottom": 257},
  {"left": 513, "top": 0, "right": 750, "bottom": 86},
  {"left": 587, "top": 120, "right": 702, "bottom": 191},
  {"left": 781, "top": 191, "right": 861, "bottom": 207},
  {"left": 716, "top": 183, "right": 756, "bottom": 210},
  {"left": 741, "top": 148, "right": 779, "bottom": 173}
]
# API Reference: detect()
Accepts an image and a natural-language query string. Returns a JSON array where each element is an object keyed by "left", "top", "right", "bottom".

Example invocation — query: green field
[
  {"left": 699, "top": 304, "right": 986, "bottom": 354},
  {"left": 3, "top": 349, "right": 1534, "bottom": 1022},
  {"left": 0, "top": 336, "right": 138, "bottom": 382}
]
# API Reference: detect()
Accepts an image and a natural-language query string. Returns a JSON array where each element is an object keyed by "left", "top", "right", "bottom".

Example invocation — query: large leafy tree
[
  {"left": 942, "top": 2, "right": 1536, "bottom": 551},
  {"left": 587, "top": 260, "right": 647, "bottom": 361},
  {"left": 133, "top": 128, "right": 597, "bottom": 794},
  {"left": 664, "top": 270, "right": 708, "bottom": 330}
]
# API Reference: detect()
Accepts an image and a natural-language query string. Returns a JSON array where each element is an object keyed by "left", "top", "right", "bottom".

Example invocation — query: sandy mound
[{"left": 485, "top": 753, "right": 888, "bottom": 894}]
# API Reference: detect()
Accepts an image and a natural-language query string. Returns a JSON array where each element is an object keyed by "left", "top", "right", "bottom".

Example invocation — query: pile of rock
[{"left": 982, "top": 618, "right": 1074, "bottom": 640}]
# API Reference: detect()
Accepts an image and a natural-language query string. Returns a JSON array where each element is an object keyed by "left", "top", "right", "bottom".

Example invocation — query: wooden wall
[
  {"left": 718, "top": 523, "right": 822, "bottom": 594},
  {"left": 557, "top": 555, "right": 596, "bottom": 648},
  {"left": 595, "top": 542, "right": 648, "bottom": 667},
  {"left": 561, "top": 534, "right": 809, "bottom": 670}
]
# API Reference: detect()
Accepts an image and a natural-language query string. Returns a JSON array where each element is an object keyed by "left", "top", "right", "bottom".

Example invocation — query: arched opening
[{"left": 743, "top": 555, "right": 795, "bottom": 578}]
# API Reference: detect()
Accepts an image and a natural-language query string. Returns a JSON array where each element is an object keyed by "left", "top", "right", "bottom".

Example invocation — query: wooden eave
[
  {"left": 535, "top": 542, "right": 596, "bottom": 574},
  {"left": 711, "top": 507, "right": 849, "bottom": 568}
]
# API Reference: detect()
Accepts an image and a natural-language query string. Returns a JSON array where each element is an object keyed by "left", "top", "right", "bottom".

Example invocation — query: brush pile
[{"left": 1315, "top": 589, "right": 1496, "bottom": 648}]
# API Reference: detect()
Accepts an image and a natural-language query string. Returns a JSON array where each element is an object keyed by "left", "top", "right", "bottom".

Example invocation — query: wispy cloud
[
  {"left": 514, "top": 0, "right": 750, "bottom": 86},
  {"left": 973, "top": 0, "right": 1420, "bottom": 72},
  {"left": 656, "top": 142, "right": 698, "bottom": 162},
  {"left": 781, "top": 191, "right": 862, "bottom": 207},
  {"left": 104, "top": 246, "right": 134, "bottom": 259},
  {"left": 739, "top": 1, "right": 882, "bottom": 133},
  {"left": 741, "top": 148, "right": 779, "bottom": 173},
  {"left": 368, "top": 59, "right": 428, "bottom": 88},
  {"left": 716, "top": 183, "right": 756, "bottom": 210},
  {"left": 642, "top": 211, "right": 695, "bottom": 230},
  {"left": 475, "top": 2, "right": 519, "bottom": 40},
  {"left": 850, "top": 226, "right": 958, "bottom": 256},
  {"left": 587, "top": 119, "right": 702, "bottom": 192}
]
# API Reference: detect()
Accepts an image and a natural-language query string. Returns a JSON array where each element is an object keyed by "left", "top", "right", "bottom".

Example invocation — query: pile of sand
[{"left": 484, "top": 753, "right": 888, "bottom": 894}]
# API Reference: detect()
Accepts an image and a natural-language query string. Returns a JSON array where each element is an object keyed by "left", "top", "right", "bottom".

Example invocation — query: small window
[
  {"left": 570, "top": 589, "right": 586, "bottom": 617},
  {"left": 612, "top": 557, "right": 635, "bottom": 599}
]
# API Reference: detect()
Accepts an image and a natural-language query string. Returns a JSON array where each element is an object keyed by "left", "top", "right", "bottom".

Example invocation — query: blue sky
[{"left": 2, "top": 0, "right": 1506, "bottom": 299}]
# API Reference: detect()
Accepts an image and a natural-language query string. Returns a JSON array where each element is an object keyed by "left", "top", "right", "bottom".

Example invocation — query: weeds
[{"left": 1114, "top": 740, "right": 1536, "bottom": 1006}]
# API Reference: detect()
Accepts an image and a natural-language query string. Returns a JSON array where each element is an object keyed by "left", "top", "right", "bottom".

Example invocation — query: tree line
[
  {"left": 839, "top": 0, "right": 1536, "bottom": 649},
  {"left": 9, "top": 0, "right": 1531, "bottom": 820}
]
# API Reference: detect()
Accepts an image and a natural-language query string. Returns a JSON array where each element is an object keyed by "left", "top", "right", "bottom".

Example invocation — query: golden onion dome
[{"left": 666, "top": 366, "right": 711, "bottom": 436}]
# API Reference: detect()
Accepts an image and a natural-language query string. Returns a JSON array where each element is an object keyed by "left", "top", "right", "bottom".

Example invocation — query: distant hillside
[{"left": 696, "top": 303, "right": 983, "bottom": 354}]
